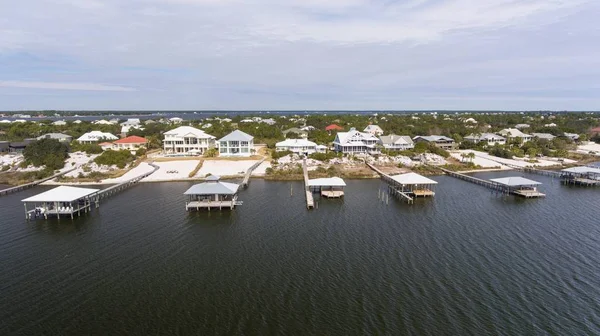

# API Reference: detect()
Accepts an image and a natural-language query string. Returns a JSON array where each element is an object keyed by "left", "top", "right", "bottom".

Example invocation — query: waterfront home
[
  {"left": 112, "top": 136, "right": 148, "bottom": 153},
  {"left": 52, "top": 120, "right": 67, "bottom": 126},
  {"left": 218, "top": 130, "right": 254, "bottom": 157},
  {"left": 282, "top": 127, "right": 308, "bottom": 138},
  {"left": 333, "top": 128, "right": 380, "bottom": 154},
  {"left": 544, "top": 123, "right": 557, "bottom": 127},
  {"left": 498, "top": 128, "right": 533, "bottom": 143},
  {"left": 515, "top": 124, "right": 530, "bottom": 129},
  {"left": 22, "top": 186, "right": 99, "bottom": 220},
  {"left": 463, "top": 117, "right": 478, "bottom": 124},
  {"left": 413, "top": 135, "right": 457, "bottom": 150},
  {"left": 77, "top": 131, "right": 118, "bottom": 144},
  {"left": 532, "top": 133, "right": 556, "bottom": 141},
  {"left": 93, "top": 120, "right": 112, "bottom": 125},
  {"left": 463, "top": 133, "right": 506, "bottom": 146},
  {"left": 120, "top": 118, "right": 141, "bottom": 127},
  {"left": 316, "top": 145, "right": 327, "bottom": 153},
  {"left": 378, "top": 134, "right": 414, "bottom": 151},
  {"left": 325, "top": 124, "right": 344, "bottom": 132},
  {"left": 184, "top": 175, "right": 240, "bottom": 211},
  {"left": 163, "top": 126, "right": 215, "bottom": 155},
  {"left": 99, "top": 142, "right": 114, "bottom": 151},
  {"left": 276, "top": 139, "right": 317, "bottom": 154},
  {"left": 307, "top": 177, "right": 346, "bottom": 198},
  {"left": 73, "top": 120, "right": 82, "bottom": 124},
  {"left": 260, "top": 118, "right": 276, "bottom": 125},
  {"left": 363, "top": 125, "right": 384, "bottom": 136},
  {"left": 37, "top": 133, "right": 73, "bottom": 143}
]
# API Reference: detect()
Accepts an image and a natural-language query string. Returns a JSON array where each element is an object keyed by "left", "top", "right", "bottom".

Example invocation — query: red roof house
[
  {"left": 325, "top": 124, "right": 344, "bottom": 131},
  {"left": 112, "top": 136, "right": 148, "bottom": 151},
  {"left": 590, "top": 127, "right": 600, "bottom": 134}
]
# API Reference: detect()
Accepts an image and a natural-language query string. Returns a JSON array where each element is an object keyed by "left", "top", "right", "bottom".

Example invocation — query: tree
[
  {"left": 23, "top": 138, "right": 68, "bottom": 170},
  {"left": 204, "top": 148, "right": 218, "bottom": 158},
  {"left": 467, "top": 152, "right": 476, "bottom": 163}
]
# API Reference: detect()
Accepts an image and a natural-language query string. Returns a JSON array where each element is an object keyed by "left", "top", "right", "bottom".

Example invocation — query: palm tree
[{"left": 467, "top": 152, "right": 476, "bottom": 163}]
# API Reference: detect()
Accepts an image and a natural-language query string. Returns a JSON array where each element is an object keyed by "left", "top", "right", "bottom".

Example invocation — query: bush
[
  {"left": 204, "top": 148, "right": 218, "bottom": 158},
  {"left": 1, "top": 165, "right": 10, "bottom": 172},
  {"left": 308, "top": 151, "right": 339, "bottom": 161},
  {"left": 23, "top": 138, "right": 69, "bottom": 170},
  {"left": 265, "top": 167, "right": 274, "bottom": 175},
  {"left": 73, "top": 143, "right": 103, "bottom": 154},
  {"left": 94, "top": 150, "right": 134, "bottom": 169},
  {"left": 135, "top": 147, "right": 147, "bottom": 157},
  {"left": 272, "top": 150, "right": 292, "bottom": 160}
]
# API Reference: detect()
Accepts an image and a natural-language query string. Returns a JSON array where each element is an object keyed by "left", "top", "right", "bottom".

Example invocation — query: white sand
[
  {"left": 0, "top": 154, "right": 22, "bottom": 167},
  {"left": 196, "top": 160, "right": 271, "bottom": 177},
  {"left": 103, "top": 162, "right": 155, "bottom": 183},
  {"left": 451, "top": 151, "right": 509, "bottom": 169},
  {"left": 577, "top": 143, "right": 600, "bottom": 156},
  {"left": 142, "top": 160, "right": 200, "bottom": 181},
  {"left": 453, "top": 150, "right": 575, "bottom": 169}
]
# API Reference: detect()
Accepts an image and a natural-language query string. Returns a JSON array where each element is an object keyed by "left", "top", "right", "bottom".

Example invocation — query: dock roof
[
  {"left": 390, "top": 172, "right": 438, "bottom": 185},
  {"left": 184, "top": 180, "right": 239, "bottom": 195},
  {"left": 562, "top": 166, "right": 600, "bottom": 174},
  {"left": 490, "top": 177, "right": 541, "bottom": 186},
  {"left": 308, "top": 177, "right": 346, "bottom": 187},
  {"left": 22, "top": 186, "right": 99, "bottom": 203}
]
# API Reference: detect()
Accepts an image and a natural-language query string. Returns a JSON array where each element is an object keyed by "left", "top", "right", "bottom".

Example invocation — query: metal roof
[
  {"left": 490, "top": 177, "right": 541, "bottom": 186},
  {"left": 276, "top": 139, "right": 317, "bottom": 147},
  {"left": 184, "top": 181, "right": 239, "bottom": 195},
  {"left": 390, "top": 172, "right": 438, "bottom": 185},
  {"left": 218, "top": 130, "right": 254, "bottom": 142},
  {"left": 562, "top": 166, "right": 600, "bottom": 174},
  {"left": 22, "top": 186, "right": 99, "bottom": 203},
  {"left": 307, "top": 177, "right": 346, "bottom": 187}
]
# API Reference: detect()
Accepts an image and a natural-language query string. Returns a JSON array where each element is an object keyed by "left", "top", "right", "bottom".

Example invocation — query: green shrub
[
  {"left": 272, "top": 150, "right": 292, "bottom": 160},
  {"left": 23, "top": 138, "right": 69, "bottom": 170},
  {"left": 94, "top": 150, "right": 134, "bottom": 169}
]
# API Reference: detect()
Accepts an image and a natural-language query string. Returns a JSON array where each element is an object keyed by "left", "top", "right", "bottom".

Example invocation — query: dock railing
[
  {"left": 241, "top": 158, "right": 265, "bottom": 188},
  {"left": 302, "top": 157, "right": 314, "bottom": 209},
  {"left": 93, "top": 162, "right": 159, "bottom": 201}
]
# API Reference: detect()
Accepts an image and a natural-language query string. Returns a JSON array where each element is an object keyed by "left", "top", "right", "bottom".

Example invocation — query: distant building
[
  {"left": 333, "top": 128, "right": 379, "bottom": 154},
  {"left": 514, "top": 124, "right": 530, "bottom": 129},
  {"left": 276, "top": 139, "right": 317, "bottom": 155},
  {"left": 589, "top": 127, "right": 600, "bottom": 135},
  {"left": 112, "top": 136, "right": 148, "bottom": 153},
  {"left": 169, "top": 117, "right": 183, "bottom": 124},
  {"left": 363, "top": 125, "right": 384, "bottom": 136},
  {"left": 532, "top": 133, "right": 556, "bottom": 141},
  {"left": 463, "top": 133, "right": 506, "bottom": 146},
  {"left": 120, "top": 118, "right": 141, "bottom": 127},
  {"left": 282, "top": 128, "right": 308, "bottom": 138},
  {"left": 325, "top": 124, "right": 344, "bottom": 132},
  {"left": 37, "top": 133, "right": 73, "bottom": 143},
  {"left": 72, "top": 120, "right": 82, "bottom": 124},
  {"left": 52, "top": 120, "right": 67, "bottom": 126},
  {"left": 413, "top": 135, "right": 457, "bottom": 150},
  {"left": 163, "top": 126, "right": 215, "bottom": 155},
  {"left": 8, "top": 139, "right": 36, "bottom": 153},
  {"left": 99, "top": 142, "right": 114, "bottom": 151},
  {"left": 77, "top": 131, "right": 118, "bottom": 144},
  {"left": 498, "top": 128, "right": 533, "bottom": 143},
  {"left": 463, "top": 118, "right": 478, "bottom": 124},
  {"left": 0, "top": 141, "right": 9, "bottom": 153},
  {"left": 378, "top": 134, "right": 414, "bottom": 151},
  {"left": 564, "top": 133, "right": 580, "bottom": 141},
  {"left": 544, "top": 123, "right": 557, "bottom": 127},
  {"left": 93, "top": 120, "right": 113, "bottom": 125},
  {"left": 218, "top": 130, "right": 254, "bottom": 157}
]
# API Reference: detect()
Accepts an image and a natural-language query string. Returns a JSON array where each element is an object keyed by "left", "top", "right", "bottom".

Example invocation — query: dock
[
  {"left": 94, "top": 162, "right": 159, "bottom": 201},
  {"left": 184, "top": 175, "right": 241, "bottom": 211},
  {"left": 241, "top": 158, "right": 265, "bottom": 188},
  {"left": 366, "top": 162, "right": 439, "bottom": 204},
  {"left": 438, "top": 167, "right": 545, "bottom": 198},
  {"left": 560, "top": 167, "right": 600, "bottom": 186},
  {"left": 0, "top": 166, "right": 79, "bottom": 197},
  {"left": 302, "top": 157, "right": 314, "bottom": 209}
]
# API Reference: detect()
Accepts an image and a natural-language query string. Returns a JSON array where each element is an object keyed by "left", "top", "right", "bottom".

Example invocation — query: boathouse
[
  {"left": 308, "top": 177, "right": 346, "bottom": 198},
  {"left": 183, "top": 175, "right": 240, "bottom": 210},
  {"left": 22, "top": 186, "right": 99, "bottom": 220},
  {"left": 561, "top": 167, "right": 600, "bottom": 186},
  {"left": 489, "top": 177, "right": 545, "bottom": 198},
  {"left": 389, "top": 172, "right": 437, "bottom": 197}
]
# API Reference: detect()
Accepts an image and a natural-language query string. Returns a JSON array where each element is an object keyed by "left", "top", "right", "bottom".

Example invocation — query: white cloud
[{"left": 0, "top": 81, "right": 136, "bottom": 92}]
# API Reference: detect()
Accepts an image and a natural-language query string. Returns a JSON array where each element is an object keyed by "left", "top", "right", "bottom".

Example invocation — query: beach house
[
  {"left": 276, "top": 139, "right": 318, "bottom": 154},
  {"left": 333, "top": 128, "right": 380, "bottom": 154},
  {"left": 498, "top": 128, "right": 533, "bottom": 143},
  {"left": 218, "top": 130, "right": 254, "bottom": 157},
  {"left": 37, "top": 133, "right": 73, "bottom": 143},
  {"left": 163, "top": 126, "right": 215, "bottom": 155},
  {"left": 77, "top": 131, "right": 118, "bottom": 144},
  {"left": 378, "top": 134, "right": 414, "bottom": 151},
  {"left": 413, "top": 135, "right": 457, "bottom": 150},
  {"left": 112, "top": 136, "right": 148, "bottom": 153},
  {"left": 463, "top": 133, "right": 506, "bottom": 146},
  {"left": 363, "top": 125, "right": 384, "bottom": 136}
]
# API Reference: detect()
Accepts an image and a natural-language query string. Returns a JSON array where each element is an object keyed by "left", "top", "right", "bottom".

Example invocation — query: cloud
[{"left": 0, "top": 81, "right": 136, "bottom": 92}]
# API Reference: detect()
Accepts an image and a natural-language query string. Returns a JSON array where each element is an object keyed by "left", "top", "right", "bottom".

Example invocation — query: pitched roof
[
  {"left": 325, "top": 124, "right": 344, "bottom": 131},
  {"left": 465, "top": 133, "right": 505, "bottom": 141},
  {"left": 364, "top": 125, "right": 383, "bottom": 132},
  {"left": 379, "top": 134, "right": 413, "bottom": 145},
  {"left": 276, "top": 139, "right": 317, "bottom": 147},
  {"left": 37, "top": 133, "right": 72, "bottom": 140},
  {"left": 390, "top": 172, "right": 438, "bottom": 185},
  {"left": 22, "top": 186, "right": 99, "bottom": 202},
  {"left": 562, "top": 166, "right": 600, "bottom": 174},
  {"left": 490, "top": 177, "right": 541, "bottom": 186},
  {"left": 498, "top": 128, "right": 531, "bottom": 138},
  {"left": 218, "top": 130, "right": 253, "bottom": 142},
  {"left": 413, "top": 135, "right": 454, "bottom": 142},
  {"left": 184, "top": 181, "right": 239, "bottom": 195},
  {"left": 307, "top": 177, "right": 346, "bottom": 187},
  {"left": 77, "top": 131, "right": 118, "bottom": 141},
  {"left": 532, "top": 133, "right": 556, "bottom": 140},
  {"left": 113, "top": 136, "right": 148, "bottom": 144},
  {"left": 164, "top": 126, "right": 215, "bottom": 138},
  {"left": 335, "top": 128, "right": 378, "bottom": 145}
]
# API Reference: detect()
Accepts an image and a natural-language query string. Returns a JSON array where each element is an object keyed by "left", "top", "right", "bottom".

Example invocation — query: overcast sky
[{"left": 1, "top": 0, "right": 598, "bottom": 110}]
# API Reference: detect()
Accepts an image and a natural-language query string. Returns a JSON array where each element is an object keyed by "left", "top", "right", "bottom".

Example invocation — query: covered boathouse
[
  {"left": 489, "top": 177, "right": 545, "bottom": 198},
  {"left": 389, "top": 172, "right": 437, "bottom": 197},
  {"left": 561, "top": 166, "right": 600, "bottom": 186},
  {"left": 307, "top": 177, "right": 346, "bottom": 198},
  {"left": 184, "top": 175, "right": 241, "bottom": 211},
  {"left": 22, "top": 186, "right": 99, "bottom": 220}
]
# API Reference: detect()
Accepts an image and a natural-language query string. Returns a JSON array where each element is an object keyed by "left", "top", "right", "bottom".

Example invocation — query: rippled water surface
[{"left": 1, "top": 172, "right": 600, "bottom": 335}]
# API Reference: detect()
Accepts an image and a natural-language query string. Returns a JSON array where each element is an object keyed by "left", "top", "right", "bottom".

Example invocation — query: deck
[
  {"left": 513, "top": 190, "right": 546, "bottom": 198},
  {"left": 321, "top": 190, "right": 344, "bottom": 198},
  {"left": 303, "top": 158, "right": 314, "bottom": 209},
  {"left": 412, "top": 189, "right": 435, "bottom": 197},
  {"left": 186, "top": 200, "right": 237, "bottom": 210}
]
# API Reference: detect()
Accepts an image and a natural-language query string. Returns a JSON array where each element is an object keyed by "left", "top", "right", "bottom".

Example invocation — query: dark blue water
[{"left": 1, "top": 172, "right": 599, "bottom": 335}]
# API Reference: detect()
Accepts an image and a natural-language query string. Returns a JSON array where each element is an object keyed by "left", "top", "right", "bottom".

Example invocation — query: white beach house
[
  {"left": 363, "top": 125, "right": 384, "bottom": 136},
  {"left": 77, "top": 131, "right": 118, "bottom": 144},
  {"left": 378, "top": 134, "right": 414, "bottom": 151},
  {"left": 498, "top": 128, "right": 533, "bottom": 143},
  {"left": 333, "top": 128, "right": 380, "bottom": 154},
  {"left": 163, "top": 126, "right": 216, "bottom": 155},
  {"left": 463, "top": 133, "right": 506, "bottom": 146},
  {"left": 276, "top": 139, "right": 318, "bottom": 154},
  {"left": 218, "top": 130, "right": 254, "bottom": 157}
]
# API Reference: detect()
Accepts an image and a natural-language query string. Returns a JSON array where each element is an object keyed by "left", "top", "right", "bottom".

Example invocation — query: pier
[
  {"left": 184, "top": 175, "right": 241, "bottom": 211},
  {"left": 241, "top": 158, "right": 265, "bottom": 188},
  {"left": 94, "top": 162, "right": 159, "bottom": 201},
  {"left": 438, "top": 167, "right": 545, "bottom": 198},
  {"left": 0, "top": 166, "right": 79, "bottom": 197},
  {"left": 366, "top": 162, "right": 438, "bottom": 204},
  {"left": 560, "top": 167, "right": 600, "bottom": 186},
  {"left": 302, "top": 157, "right": 314, "bottom": 209}
]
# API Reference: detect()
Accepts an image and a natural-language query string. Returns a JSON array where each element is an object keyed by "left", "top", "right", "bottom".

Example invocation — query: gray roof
[
  {"left": 218, "top": 130, "right": 254, "bottom": 142},
  {"left": 532, "top": 133, "right": 555, "bottom": 140},
  {"left": 379, "top": 134, "right": 413, "bottom": 145},
  {"left": 282, "top": 127, "right": 308, "bottom": 135},
  {"left": 562, "top": 167, "right": 600, "bottom": 174},
  {"left": 37, "top": 133, "right": 72, "bottom": 140},
  {"left": 414, "top": 135, "right": 454, "bottom": 142},
  {"left": 22, "top": 186, "right": 99, "bottom": 202},
  {"left": 490, "top": 177, "right": 541, "bottom": 186},
  {"left": 184, "top": 181, "right": 239, "bottom": 195}
]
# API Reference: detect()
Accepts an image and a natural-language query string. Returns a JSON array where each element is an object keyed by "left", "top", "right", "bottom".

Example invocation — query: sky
[{"left": 0, "top": 0, "right": 599, "bottom": 111}]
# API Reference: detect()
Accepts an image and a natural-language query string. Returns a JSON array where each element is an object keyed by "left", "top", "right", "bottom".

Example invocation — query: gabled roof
[
  {"left": 164, "top": 126, "right": 215, "bottom": 139},
  {"left": 335, "top": 128, "right": 378, "bottom": 145},
  {"left": 498, "top": 128, "right": 531, "bottom": 138},
  {"left": 390, "top": 172, "right": 438, "bottom": 185},
  {"left": 77, "top": 131, "right": 118, "bottom": 141},
  {"left": 379, "top": 134, "right": 413, "bottom": 145},
  {"left": 325, "top": 124, "right": 344, "bottom": 131},
  {"left": 218, "top": 130, "right": 253, "bottom": 142},
  {"left": 562, "top": 167, "right": 600, "bottom": 174},
  {"left": 308, "top": 177, "right": 346, "bottom": 187},
  {"left": 276, "top": 139, "right": 317, "bottom": 147},
  {"left": 532, "top": 133, "right": 555, "bottom": 140},
  {"left": 22, "top": 186, "right": 99, "bottom": 202},
  {"left": 465, "top": 133, "right": 505, "bottom": 141},
  {"left": 490, "top": 177, "right": 541, "bottom": 186},
  {"left": 364, "top": 125, "right": 383, "bottom": 132},
  {"left": 37, "top": 133, "right": 72, "bottom": 140},
  {"left": 114, "top": 136, "right": 148, "bottom": 144},
  {"left": 184, "top": 181, "right": 239, "bottom": 195},
  {"left": 413, "top": 135, "right": 454, "bottom": 142}
]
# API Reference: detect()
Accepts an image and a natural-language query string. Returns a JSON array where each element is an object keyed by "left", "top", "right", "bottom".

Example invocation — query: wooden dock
[
  {"left": 365, "top": 162, "right": 414, "bottom": 204},
  {"left": 241, "top": 158, "right": 265, "bottom": 188},
  {"left": 438, "top": 167, "right": 545, "bottom": 198},
  {"left": 93, "top": 162, "right": 159, "bottom": 201},
  {"left": 0, "top": 166, "right": 79, "bottom": 197},
  {"left": 303, "top": 157, "right": 314, "bottom": 209}
]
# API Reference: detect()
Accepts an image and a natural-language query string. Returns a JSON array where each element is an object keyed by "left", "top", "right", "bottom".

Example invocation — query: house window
[
  {"left": 241, "top": 141, "right": 248, "bottom": 147},
  {"left": 220, "top": 141, "right": 228, "bottom": 147},
  {"left": 241, "top": 148, "right": 249, "bottom": 153},
  {"left": 219, "top": 147, "right": 227, "bottom": 153},
  {"left": 230, "top": 141, "right": 239, "bottom": 147}
]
